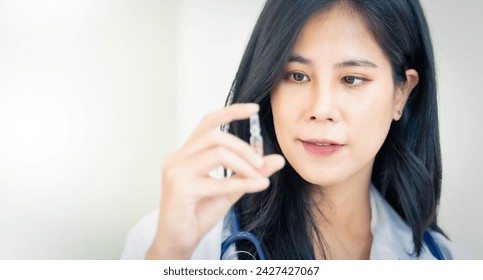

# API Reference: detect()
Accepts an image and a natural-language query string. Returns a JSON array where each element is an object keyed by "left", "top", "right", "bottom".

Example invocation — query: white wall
[
  {"left": 0, "top": 0, "right": 177, "bottom": 259},
  {"left": 421, "top": 0, "right": 483, "bottom": 259},
  {"left": 176, "top": 0, "right": 265, "bottom": 144}
]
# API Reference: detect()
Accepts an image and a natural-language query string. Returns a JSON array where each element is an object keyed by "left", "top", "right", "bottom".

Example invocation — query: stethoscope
[
  {"left": 220, "top": 207, "right": 267, "bottom": 260},
  {"left": 220, "top": 207, "right": 445, "bottom": 260},
  {"left": 423, "top": 231, "right": 445, "bottom": 260}
]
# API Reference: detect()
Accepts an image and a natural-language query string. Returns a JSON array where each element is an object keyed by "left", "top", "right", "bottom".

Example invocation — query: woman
[{"left": 122, "top": 0, "right": 455, "bottom": 260}]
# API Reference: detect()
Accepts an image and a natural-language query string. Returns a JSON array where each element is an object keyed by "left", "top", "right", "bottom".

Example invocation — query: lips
[{"left": 301, "top": 139, "right": 343, "bottom": 156}]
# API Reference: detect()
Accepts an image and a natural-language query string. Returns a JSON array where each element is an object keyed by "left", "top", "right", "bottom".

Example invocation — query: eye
[
  {"left": 342, "top": 75, "right": 366, "bottom": 87},
  {"left": 285, "top": 71, "right": 310, "bottom": 83}
]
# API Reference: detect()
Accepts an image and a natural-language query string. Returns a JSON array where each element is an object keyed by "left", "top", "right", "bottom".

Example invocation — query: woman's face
[{"left": 270, "top": 7, "right": 415, "bottom": 189}]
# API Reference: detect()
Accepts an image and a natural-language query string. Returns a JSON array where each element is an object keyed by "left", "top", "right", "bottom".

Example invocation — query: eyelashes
[
  {"left": 283, "top": 71, "right": 369, "bottom": 87},
  {"left": 341, "top": 75, "right": 367, "bottom": 87},
  {"left": 284, "top": 71, "right": 310, "bottom": 83}
]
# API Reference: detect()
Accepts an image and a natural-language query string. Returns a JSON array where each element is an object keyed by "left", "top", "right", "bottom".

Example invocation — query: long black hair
[{"left": 225, "top": 0, "right": 443, "bottom": 259}]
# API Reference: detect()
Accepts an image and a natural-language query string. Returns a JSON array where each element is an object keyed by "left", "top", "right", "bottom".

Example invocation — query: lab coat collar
[{"left": 369, "top": 185, "right": 418, "bottom": 259}]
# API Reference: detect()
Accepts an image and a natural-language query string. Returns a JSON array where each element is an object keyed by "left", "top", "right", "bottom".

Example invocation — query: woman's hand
[{"left": 145, "top": 103, "right": 285, "bottom": 259}]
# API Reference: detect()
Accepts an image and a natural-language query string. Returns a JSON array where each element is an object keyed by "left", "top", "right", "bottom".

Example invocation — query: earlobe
[{"left": 393, "top": 69, "right": 419, "bottom": 121}]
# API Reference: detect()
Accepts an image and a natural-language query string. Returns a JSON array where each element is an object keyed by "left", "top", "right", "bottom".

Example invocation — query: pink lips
[{"left": 301, "top": 139, "right": 343, "bottom": 157}]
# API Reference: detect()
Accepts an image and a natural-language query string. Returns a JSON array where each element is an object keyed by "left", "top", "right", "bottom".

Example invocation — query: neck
[
  {"left": 315, "top": 181, "right": 371, "bottom": 226},
  {"left": 310, "top": 173, "right": 373, "bottom": 259}
]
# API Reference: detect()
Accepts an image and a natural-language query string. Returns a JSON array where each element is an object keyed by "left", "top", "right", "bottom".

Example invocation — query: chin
[{"left": 296, "top": 170, "right": 342, "bottom": 188}]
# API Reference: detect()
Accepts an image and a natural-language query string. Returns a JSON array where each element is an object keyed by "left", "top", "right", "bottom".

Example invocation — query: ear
[{"left": 393, "top": 69, "right": 419, "bottom": 121}]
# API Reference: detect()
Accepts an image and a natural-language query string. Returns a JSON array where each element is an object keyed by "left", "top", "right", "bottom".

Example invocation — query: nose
[{"left": 306, "top": 83, "right": 340, "bottom": 123}]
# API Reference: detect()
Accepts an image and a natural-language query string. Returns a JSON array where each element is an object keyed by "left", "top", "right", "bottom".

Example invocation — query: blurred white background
[{"left": 0, "top": 0, "right": 481, "bottom": 259}]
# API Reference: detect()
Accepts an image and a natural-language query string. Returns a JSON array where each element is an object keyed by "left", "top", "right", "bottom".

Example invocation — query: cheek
[
  {"left": 354, "top": 113, "right": 392, "bottom": 152},
  {"left": 270, "top": 92, "right": 287, "bottom": 142},
  {"left": 349, "top": 90, "right": 395, "bottom": 158},
  {"left": 270, "top": 89, "right": 301, "bottom": 153}
]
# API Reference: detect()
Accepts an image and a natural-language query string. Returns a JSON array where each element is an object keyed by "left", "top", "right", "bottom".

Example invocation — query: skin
[
  {"left": 270, "top": 7, "right": 418, "bottom": 259},
  {"left": 146, "top": 104, "right": 285, "bottom": 259}
]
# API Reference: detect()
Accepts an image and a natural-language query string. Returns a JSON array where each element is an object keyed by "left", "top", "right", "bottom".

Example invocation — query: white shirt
[{"left": 121, "top": 185, "right": 455, "bottom": 260}]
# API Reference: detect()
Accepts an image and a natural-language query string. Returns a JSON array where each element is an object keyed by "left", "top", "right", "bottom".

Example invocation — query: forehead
[{"left": 292, "top": 5, "right": 388, "bottom": 64}]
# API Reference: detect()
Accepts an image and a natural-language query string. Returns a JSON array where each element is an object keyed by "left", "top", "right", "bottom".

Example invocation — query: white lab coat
[{"left": 121, "top": 185, "right": 455, "bottom": 260}]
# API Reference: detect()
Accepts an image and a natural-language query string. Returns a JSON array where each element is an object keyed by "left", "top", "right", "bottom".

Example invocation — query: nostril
[{"left": 310, "top": 116, "right": 334, "bottom": 122}]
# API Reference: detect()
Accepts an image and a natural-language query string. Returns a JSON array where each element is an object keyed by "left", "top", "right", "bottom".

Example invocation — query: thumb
[{"left": 259, "top": 154, "right": 285, "bottom": 178}]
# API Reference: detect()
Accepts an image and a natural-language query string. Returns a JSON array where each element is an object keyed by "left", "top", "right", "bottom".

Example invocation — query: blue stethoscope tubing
[
  {"left": 220, "top": 207, "right": 267, "bottom": 260},
  {"left": 220, "top": 207, "right": 445, "bottom": 260},
  {"left": 423, "top": 231, "right": 445, "bottom": 260}
]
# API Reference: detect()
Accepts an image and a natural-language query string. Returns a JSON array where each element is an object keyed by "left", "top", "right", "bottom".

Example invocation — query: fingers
[
  {"left": 197, "top": 103, "right": 260, "bottom": 131},
  {"left": 195, "top": 177, "right": 271, "bottom": 197},
  {"left": 172, "top": 142, "right": 286, "bottom": 185},
  {"left": 153, "top": 103, "right": 283, "bottom": 259},
  {"left": 171, "top": 103, "right": 264, "bottom": 173},
  {"left": 160, "top": 102, "right": 286, "bottom": 223},
  {"left": 186, "top": 154, "right": 286, "bottom": 198},
  {"left": 163, "top": 152, "right": 286, "bottom": 200},
  {"left": 184, "top": 146, "right": 265, "bottom": 178},
  {"left": 258, "top": 154, "right": 286, "bottom": 177},
  {"left": 176, "top": 130, "right": 264, "bottom": 169}
]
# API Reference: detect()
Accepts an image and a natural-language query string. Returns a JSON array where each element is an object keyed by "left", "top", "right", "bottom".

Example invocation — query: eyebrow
[
  {"left": 335, "top": 60, "right": 378, "bottom": 69},
  {"left": 288, "top": 55, "right": 378, "bottom": 69},
  {"left": 288, "top": 55, "right": 312, "bottom": 65}
]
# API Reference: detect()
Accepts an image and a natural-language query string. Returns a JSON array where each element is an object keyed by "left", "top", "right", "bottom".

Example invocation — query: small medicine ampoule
[{"left": 249, "top": 113, "right": 264, "bottom": 156}]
